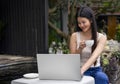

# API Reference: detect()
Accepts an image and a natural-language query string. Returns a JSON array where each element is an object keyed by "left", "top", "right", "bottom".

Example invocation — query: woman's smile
[{"left": 77, "top": 17, "right": 91, "bottom": 32}]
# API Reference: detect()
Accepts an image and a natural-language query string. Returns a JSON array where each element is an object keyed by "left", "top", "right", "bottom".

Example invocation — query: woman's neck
[
  {"left": 82, "top": 29, "right": 91, "bottom": 36},
  {"left": 81, "top": 30, "right": 92, "bottom": 40}
]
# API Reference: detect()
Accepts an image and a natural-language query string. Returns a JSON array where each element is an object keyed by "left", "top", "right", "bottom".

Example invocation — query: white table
[{"left": 11, "top": 76, "right": 95, "bottom": 84}]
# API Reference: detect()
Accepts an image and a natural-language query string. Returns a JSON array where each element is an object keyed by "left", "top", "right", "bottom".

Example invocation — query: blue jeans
[{"left": 84, "top": 67, "right": 109, "bottom": 84}]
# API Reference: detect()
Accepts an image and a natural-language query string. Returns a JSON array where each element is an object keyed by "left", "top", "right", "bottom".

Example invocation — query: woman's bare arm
[
  {"left": 70, "top": 33, "right": 84, "bottom": 54},
  {"left": 80, "top": 35, "right": 107, "bottom": 74}
]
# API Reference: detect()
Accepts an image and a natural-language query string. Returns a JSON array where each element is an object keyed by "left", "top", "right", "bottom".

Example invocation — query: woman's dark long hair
[{"left": 76, "top": 6, "right": 98, "bottom": 65}]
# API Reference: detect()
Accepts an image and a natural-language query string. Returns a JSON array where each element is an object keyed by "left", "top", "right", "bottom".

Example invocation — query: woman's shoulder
[
  {"left": 97, "top": 32, "right": 107, "bottom": 40},
  {"left": 71, "top": 32, "right": 80, "bottom": 37},
  {"left": 70, "top": 32, "right": 78, "bottom": 42}
]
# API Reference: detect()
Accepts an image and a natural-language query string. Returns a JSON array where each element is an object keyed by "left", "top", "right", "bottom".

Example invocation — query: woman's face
[{"left": 77, "top": 17, "right": 91, "bottom": 32}]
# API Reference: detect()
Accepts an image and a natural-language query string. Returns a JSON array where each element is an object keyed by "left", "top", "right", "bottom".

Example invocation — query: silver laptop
[{"left": 36, "top": 54, "right": 81, "bottom": 81}]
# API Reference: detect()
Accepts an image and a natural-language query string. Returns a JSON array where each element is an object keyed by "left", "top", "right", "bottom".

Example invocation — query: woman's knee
[{"left": 95, "top": 71, "right": 109, "bottom": 82}]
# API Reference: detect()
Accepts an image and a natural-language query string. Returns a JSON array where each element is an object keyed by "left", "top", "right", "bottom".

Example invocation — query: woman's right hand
[{"left": 79, "top": 40, "right": 86, "bottom": 50}]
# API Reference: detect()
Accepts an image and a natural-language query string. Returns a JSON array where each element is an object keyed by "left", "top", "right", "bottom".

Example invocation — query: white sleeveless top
[{"left": 76, "top": 32, "right": 104, "bottom": 67}]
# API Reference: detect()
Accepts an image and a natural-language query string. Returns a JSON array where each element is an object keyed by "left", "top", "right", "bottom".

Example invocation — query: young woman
[{"left": 70, "top": 6, "right": 109, "bottom": 84}]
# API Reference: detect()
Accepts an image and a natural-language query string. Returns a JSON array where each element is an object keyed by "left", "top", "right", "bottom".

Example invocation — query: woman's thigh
[
  {"left": 94, "top": 69, "right": 109, "bottom": 84},
  {"left": 84, "top": 67, "right": 109, "bottom": 84}
]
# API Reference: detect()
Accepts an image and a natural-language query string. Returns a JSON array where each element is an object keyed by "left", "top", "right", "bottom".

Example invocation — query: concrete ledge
[{"left": 0, "top": 55, "right": 37, "bottom": 81}]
